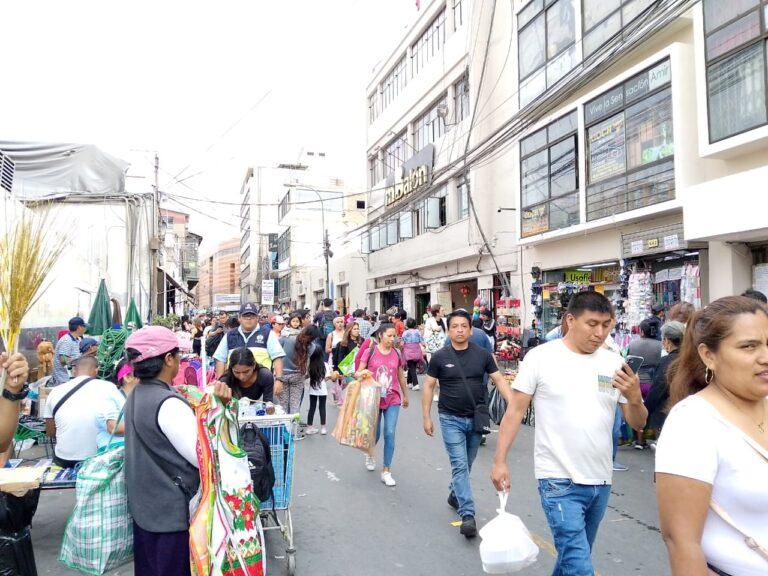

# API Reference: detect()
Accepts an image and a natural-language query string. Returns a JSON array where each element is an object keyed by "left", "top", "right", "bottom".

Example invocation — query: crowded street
[
  {"left": 2, "top": 1, "right": 768, "bottom": 575},
  {"left": 29, "top": 384, "right": 670, "bottom": 576}
]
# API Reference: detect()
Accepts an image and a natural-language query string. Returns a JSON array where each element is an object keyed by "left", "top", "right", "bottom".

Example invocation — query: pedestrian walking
[
  {"left": 355, "top": 323, "right": 409, "bottom": 486},
  {"left": 402, "top": 318, "right": 425, "bottom": 391},
  {"left": 421, "top": 310, "right": 512, "bottom": 538},
  {"left": 325, "top": 316, "right": 345, "bottom": 355},
  {"left": 644, "top": 321, "right": 685, "bottom": 446},
  {"left": 491, "top": 291, "right": 647, "bottom": 574},
  {"left": 656, "top": 296, "right": 768, "bottom": 576},
  {"left": 300, "top": 326, "right": 329, "bottom": 435},
  {"left": 52, "top": 316, "right": 88, "bottom": 384},
  {"left": 332, "top": 321, "right": 361, "bottom": 374},
  {"left": 628, "top": 318, "right": 662, "bottom": 449},
  {"left": 282, "top": 313, "right": 303, "bottom": 338},
  {"left": 424, "top": 305, "right": 447, "bottom": 402},
  {"left": 353, "top": 308, "right": 373, "bottom": 340},
  {"left": 277, "top": 326, "right": 320, "bottom": 418},
  {"left": 123, "top": 326, "right": 232, "bottom": 576}
]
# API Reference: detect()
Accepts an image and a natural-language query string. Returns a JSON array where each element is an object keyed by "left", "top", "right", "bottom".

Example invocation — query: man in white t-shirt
[
  {"left": 492, "top": 291, "right": 647, "bottom": 575},
  {"left": 43, "top": 356, "right": 126, "bottom": 468}
]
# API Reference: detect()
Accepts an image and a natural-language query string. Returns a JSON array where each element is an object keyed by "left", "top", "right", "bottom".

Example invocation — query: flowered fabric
[{"left": 179, "top": 386, "right": 265, "bottom": 576}]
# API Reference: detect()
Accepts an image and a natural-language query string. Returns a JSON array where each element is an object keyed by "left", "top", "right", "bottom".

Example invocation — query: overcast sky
[{"left": 1, "top": 0, "right": 416, "bottom": 252}]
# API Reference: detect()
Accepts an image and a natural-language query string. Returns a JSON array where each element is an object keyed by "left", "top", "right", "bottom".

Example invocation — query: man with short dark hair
[
  {"left": 647, "top": 303, "right": 665, "bottom": 340},
  {"left": 314, "top": 298, "right": 338, "bottom": 346},
  {"left": 79, "top": 337, "right": 99, "bottom": 357},
  {"left": 742, "top": 288, "right": 768, "bottom": 303},
  {"left": 353, "top": 309, "right": 373, "bottom": 340},
  {"left": 52, "top": 316, "right": 88, "bottom": 384},
  {"left": 492, "top": 291, "right": 647, "bottom": 574},
  {"left": 422, "top": 309, "right": 513, "bottom": 539}
]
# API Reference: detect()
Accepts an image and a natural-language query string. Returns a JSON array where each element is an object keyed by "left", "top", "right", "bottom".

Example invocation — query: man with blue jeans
[
  {"left": 422, "top": 310, "right": 513, "bottom": 539},
  {"left": 492, "top": 292, "right": 647, "bottom": 575}
]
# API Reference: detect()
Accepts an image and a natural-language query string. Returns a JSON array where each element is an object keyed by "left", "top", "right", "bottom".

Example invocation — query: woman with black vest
[{"left": 124, "top": 326, "right": 232, "bottom": 576}]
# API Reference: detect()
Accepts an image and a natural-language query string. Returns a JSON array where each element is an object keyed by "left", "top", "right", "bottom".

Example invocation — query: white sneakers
[
  {"left": 320, "top": 426, "right": 327, "bottom": 435},
  {"left": 365, "top": 455, "right": 376, "bottom": 471},
  {"left": 381, "top": 472, "right": 397, "bottom": 487}
]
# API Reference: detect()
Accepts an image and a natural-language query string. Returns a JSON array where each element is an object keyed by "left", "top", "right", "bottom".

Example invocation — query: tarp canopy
[
  {"left": 0, "top": 141, "right": 128, "bottom": 201},
  {"left": 125, "top": 297, "right": 143, "bottom": 329}
]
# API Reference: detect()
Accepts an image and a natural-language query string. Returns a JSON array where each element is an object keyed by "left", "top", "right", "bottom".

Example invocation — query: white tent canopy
[{"left": 0, "top": 141, "right": 128, "bottom": 201}]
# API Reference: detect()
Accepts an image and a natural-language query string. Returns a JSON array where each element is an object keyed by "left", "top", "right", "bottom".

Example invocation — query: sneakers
[
  {"left": 633, "top": 442, "right": 645, "bottom": 451},
  {"left": 480, "top": 436, "right": 487, "bottom": 446},
  {"left": 412, "top": 384, "right": 421, "bottom": 391},
  {"left": 612, "top": 461, "right": 629, "bottom": 472},
  {"left": 447, "top": 492, "right": 459, "bottom": 511},
  {"left": 381, "top": 472, "right": 397, "bottom": 487},
  {"left": 365, "top": 455, "right": 375, "bottom": 471},
  {"left": 305, "top": 426, "right": 319, "bottom": 435},
  {"left": 648, "top": 441, "right": 657, "bottom": 452},
  {"left": 320, "top": 426, "right": 327, "bottom": 435},
  {"left": 460, "top": 516, "right": 477, "bottom": 538}
]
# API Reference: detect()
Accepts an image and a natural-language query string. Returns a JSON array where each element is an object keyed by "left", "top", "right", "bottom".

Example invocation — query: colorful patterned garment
[{"left": 179, "top": 385, "right": 265, "bottom": 576}]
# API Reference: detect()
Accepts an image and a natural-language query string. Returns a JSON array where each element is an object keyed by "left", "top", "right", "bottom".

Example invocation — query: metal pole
[
  {"left": 312, "top": 189, "right": 328, "bottom": 298},
  {"left": 150, "top": 153, "right": 160, "bottom": 320}
]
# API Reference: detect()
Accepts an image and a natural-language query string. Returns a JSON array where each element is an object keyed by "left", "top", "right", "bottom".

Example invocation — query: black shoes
[
  {"left": 460, "top": 515, "right": 477, "bottom": 538},
  {"left": 447, "top": 492, "right": 459, "bottom": 511}
]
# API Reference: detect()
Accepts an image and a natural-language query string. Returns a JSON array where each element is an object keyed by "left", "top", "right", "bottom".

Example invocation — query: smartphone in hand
[{"left": 625, "top": 355, "right": 644, "bottom": 375}]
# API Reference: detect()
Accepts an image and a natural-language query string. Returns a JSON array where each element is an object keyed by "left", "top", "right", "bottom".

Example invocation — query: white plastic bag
[{"left": 479, "top": 492, "right": 539, "bottom": 574}]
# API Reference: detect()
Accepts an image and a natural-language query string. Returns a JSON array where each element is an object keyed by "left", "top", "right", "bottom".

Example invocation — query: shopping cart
[{"left": 239, "top": 413, "right": 300, "bottom": 575}]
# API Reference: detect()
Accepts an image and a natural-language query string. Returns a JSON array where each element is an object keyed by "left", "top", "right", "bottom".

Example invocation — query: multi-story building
[
  {"left": 196, "top": 237, "right": 241, "bottom": 311},
  {"left": 363, "top": 0, "right": 768, "bottom": 333},
  {"left": 158, "top": 208, "right": 201, "bottom": 316}
]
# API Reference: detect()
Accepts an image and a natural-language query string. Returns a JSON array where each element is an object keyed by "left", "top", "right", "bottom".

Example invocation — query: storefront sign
[
  {"left": 663, "top": 234, "right": 679, "bottom": 250},
  {"left": 384, "top": 277, "right": 398, "bottom": 286},
  {"left": 521, "top": 204, "right": 548, "bottom": 236},
  {"left": 631, "top": 240, "right": 644, "bottom": 255},
  {"left": 647, "top": 238, "right": 659, "bottom": 249},
  {"left": 588, "top": 114, "right": 626, "bottom": 183},
  {"left": 384, "top": 144, "right": 435, "bottom": 207},
  {"left": 214, "top": 293, "right": 240, "bottom": 306},
  {"left": 261, "top": 280, "right": 275, "bottom": 305},
  {"left": 564, "top": 270, "right": 592, "bottom": 283}
]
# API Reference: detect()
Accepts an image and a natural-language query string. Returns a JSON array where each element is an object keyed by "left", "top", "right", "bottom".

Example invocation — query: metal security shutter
[{"left": 0, "top": 150, "right": 14, "bottom": 193}]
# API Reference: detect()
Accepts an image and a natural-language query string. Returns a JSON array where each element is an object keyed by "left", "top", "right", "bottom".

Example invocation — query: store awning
[{"left": 159, "top": 267, "right": 195, "bottom": 300}]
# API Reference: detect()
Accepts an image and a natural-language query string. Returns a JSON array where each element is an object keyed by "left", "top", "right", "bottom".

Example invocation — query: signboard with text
[{"left": 261, "top": 280, "right": 275, "bottom": 306}]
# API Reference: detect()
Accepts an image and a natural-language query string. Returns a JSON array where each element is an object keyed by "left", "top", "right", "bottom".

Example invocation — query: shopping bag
[
  {"left": 331, "top": 376, "right": 380, "bottom": 452},
  {"left": 0, "top": 490, "right": 40, "bottom": 576},
  {"left": 489, "top": 386, "right": 507, "bottom": 426},
  {"left": 479, "top": 492, "right": 538, "bottom": 574},
  {"left": 59, "top": 446, "right": 133, "bottom": 575},
  {"left": 337, "top": 346, "right": 358, "bottom": 376},
  {"left": 425, "top": 332, "right": 446, "bottom": 354}
]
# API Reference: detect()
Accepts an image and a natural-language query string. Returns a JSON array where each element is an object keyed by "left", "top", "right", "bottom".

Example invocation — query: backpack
[
  {"left": 239, "top": 422, "right": 275, "bottom": 504},
  {"left": 205, "top": 331, "right": 224, "bottom": 357},
  {"left": 321, "top": 312, "right": 336, "bottom": 341}
]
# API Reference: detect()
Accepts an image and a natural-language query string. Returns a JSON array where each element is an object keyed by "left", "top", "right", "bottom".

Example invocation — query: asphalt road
[{"left": 27, "top": 384, "right": 671, "bottom": 576}]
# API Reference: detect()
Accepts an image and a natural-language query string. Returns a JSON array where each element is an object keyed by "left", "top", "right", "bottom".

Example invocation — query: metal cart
[{"left": 240, "top": 413, "right": 300, "bottom": 575}]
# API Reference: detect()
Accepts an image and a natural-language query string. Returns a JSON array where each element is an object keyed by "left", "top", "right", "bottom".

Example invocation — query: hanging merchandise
[
  {"left": 680, "top": 263, "right": 701, "bottom": 309},
  {"left": 179, "top": 386, "right": 265, "bottom": 576},
  {"left": 626, "top": 270, "right": 653, "bottom": 330},
  {"left": 96, "top": 328, "right": 130, "bottom": 381}
]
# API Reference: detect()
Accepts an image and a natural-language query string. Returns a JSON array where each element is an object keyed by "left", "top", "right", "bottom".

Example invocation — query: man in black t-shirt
[{"left": 422, "top": 310, "right": 512, "bottom": 539}]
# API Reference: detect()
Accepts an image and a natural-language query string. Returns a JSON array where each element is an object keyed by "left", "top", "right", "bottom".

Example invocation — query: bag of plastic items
[
  {"left": 331, "top": 376, "right": 380, "bottom": 452},
  {"left": 479, "top": 492, "right": 538, "bottom": 574},
  {"left": 0, "top": 490, "right": 40, "bottom": 576}
]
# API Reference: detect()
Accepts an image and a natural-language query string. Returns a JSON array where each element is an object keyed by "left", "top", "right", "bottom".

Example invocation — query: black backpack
[
  {"left": 239, "top": 422, "right": 275, "bottom": 504},
  {"left": 205, "top": 331, "right": 224, "bottom": 357}
]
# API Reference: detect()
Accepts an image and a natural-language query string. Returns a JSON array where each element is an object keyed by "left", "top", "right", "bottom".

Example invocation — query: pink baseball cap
[{"left": 125, "top": 326, "right": 181, "bottom": 362}]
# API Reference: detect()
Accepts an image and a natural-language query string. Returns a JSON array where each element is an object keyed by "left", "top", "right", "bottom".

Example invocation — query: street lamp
[{"left": 283, "top": 183, "right": 332, "bottom": 298}]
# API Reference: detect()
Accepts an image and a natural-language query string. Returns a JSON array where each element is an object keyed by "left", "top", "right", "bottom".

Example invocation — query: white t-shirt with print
[
  {"left": 655, "top": 395, "right": 768, "bottom": 576},
  {"left": 513, "top": 339, "right": 626, "bottom": 485}
]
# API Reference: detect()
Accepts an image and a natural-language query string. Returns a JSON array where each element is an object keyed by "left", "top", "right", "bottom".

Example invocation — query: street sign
[{"left": 261, "top": 280, "right": 275, "bottom": 306}]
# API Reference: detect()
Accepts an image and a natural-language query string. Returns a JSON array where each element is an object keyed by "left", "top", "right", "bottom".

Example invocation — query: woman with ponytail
[{"left": 655, "top": 296, "right": 768, "bottom": 576}]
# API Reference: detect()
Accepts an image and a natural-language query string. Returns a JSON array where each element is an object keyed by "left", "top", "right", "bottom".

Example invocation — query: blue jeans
[
  {"left": 375, "top": 405, "right": 400, "bottom": 468},
  {"left": 612, "top": 404, "right": 622, "bottom": 462},
  {"left": 538, "top": 479, "right": 611, "bottom": 576},
  {"left": 438, "top": 413, "right": 482, "bottom": 517}
]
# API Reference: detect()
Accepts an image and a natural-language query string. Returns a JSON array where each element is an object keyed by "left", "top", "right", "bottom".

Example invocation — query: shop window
[
  {"left": 582, "top": 0, "right": 658, "bottom": 57},
  {"left": 520, "top": 110, "right": 579, "bottom": 237},
  {"left": 585, "top": 58, "right": 674, "bottom": 221},
  {"left": 518, "top": 0, "right": 577, "bottom": 106},
  {"left": 703, "top": 0, "right": 768, "bottom": 142}
]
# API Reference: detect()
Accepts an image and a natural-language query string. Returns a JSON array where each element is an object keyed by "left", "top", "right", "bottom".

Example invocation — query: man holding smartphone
[{"left": 492, "top": 291, "right": 647, "bottom": 575}]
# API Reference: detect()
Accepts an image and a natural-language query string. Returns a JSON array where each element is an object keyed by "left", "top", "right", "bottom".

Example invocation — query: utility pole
[
  {"left": 149, "top": 153, "right": 160, "bottom": 320},
  {"left": 324, "top": 228, "right": 331, "bottom": 299}
]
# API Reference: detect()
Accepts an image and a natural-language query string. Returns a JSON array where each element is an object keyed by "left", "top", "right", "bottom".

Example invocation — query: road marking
[{"left": 529, "top": 531, "right": 606, "bottom": 576}]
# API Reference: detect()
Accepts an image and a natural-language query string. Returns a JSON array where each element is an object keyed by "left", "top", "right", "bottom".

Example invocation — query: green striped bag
[{"left": 59, "top": 416, "right": 132, "bottom": 574}]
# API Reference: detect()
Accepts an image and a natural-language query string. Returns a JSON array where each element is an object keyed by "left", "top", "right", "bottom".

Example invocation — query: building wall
[{"left": 197, "top": 237, "right": 241, "bottom": 310}]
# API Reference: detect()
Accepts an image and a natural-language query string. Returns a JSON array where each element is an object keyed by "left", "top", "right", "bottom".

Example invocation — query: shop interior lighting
[{"left": 578, "top": 261, "right": 619, "bottom": 269}]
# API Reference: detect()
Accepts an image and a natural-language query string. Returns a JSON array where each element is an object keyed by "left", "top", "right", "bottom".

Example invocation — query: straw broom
[{"left": 0, "top": 208, "right": 68, "bottom": 393}]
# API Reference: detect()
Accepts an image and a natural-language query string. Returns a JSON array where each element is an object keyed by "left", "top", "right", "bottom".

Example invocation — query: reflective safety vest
[{"left": 226, "top": 325, "right": 273, "bottom": 369}]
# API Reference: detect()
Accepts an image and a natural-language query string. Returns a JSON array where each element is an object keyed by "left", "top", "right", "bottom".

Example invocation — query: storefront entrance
[
  {"left": 381, "top": 290, "right": 403, "bottom": 313},
  {"left": 416, "top": 293, "right": 430, "bottom": 323},
  {"left": 449, "top": 279, "right": 477, "bottom": 312}
]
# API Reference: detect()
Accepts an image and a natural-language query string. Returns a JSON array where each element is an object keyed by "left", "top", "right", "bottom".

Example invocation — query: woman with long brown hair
[
  {"left": 277, "top": 325, "right": 326, "bottom": 431},
  {"left": 655, "top": 296, "right": 768, "bottom": 576}
]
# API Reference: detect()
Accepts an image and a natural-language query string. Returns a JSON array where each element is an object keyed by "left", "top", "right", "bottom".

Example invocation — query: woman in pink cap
[{"left": 123, "top": 325, "right": 231, "bottom": 576}]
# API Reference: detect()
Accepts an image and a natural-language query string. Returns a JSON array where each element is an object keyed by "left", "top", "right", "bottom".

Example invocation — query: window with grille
[{"left": 412, "top": 9, "right": 447, "bottom": 77}]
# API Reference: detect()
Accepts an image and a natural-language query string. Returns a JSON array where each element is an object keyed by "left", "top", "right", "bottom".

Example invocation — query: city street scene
[{"left": 1, "top": 1, "right": 767, "bottom": 576}]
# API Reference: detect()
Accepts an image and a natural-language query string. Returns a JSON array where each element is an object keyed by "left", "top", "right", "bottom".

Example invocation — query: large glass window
[
  {"left": 414, "top": 96, "right": 448, "bottom": 151},
  {"left": 584, "top": 58, "right": 674, "bottom": 221},
  {"left": 703, "top": 0, "right": 768, "bottom": 142},
  {"left": 368, "top": 156, "right": 382, "bottom": 187},
  {"left": 454, "top": 75, "right": 470, "bottom": 123},
  {"left": 384, "top": 132, "right": 408, "bottom": 179},
  {"left": 412, "top": 9, "right": 447, "bottom": 77},
  {"left": 277, "top": 228, "right": 291, "bottom": 263},
  {"left": 518, "top": 0, "right": 577, "bottom": 106},
  {"left": 380, "top": 56, "right": 407, "bottom": 112},
  {"left": 520, "top": 110, "right": 579, "bottom": 237},
  {"left": 368, "top": 91, "right": 379, "bottom": 124},
  {"left": 457, "top": 174, "right": 470, "bottom": 219},
  {"left": 582, "top": 0, "right": 658, "bottom": 57},
  {"left": 454, "top": 0, "right": 464, "bottom": 30}
]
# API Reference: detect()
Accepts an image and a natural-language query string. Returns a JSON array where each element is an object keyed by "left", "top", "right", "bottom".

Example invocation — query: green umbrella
[
  {"left": 87, "top": 279, "right": 112, "bottom": 336},
  {"left": 125, "top": 296, "right": 143, "bottom": 329}
]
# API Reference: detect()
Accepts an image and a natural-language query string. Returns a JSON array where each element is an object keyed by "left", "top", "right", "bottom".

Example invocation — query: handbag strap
[
  {"left": 708, "top": 436, "right": 768, "bottom": 563},
  {"left": 449, "top": 346, "right": 478, "bottom": 410},
  {"left": 51, "top": 377, "right": 96, "bottom": 419}
]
